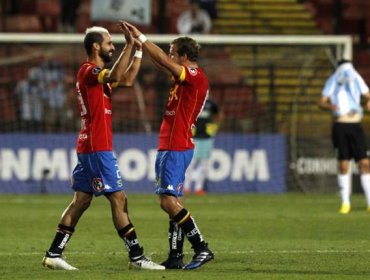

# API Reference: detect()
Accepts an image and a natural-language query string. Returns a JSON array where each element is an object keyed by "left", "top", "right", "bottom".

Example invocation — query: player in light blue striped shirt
[{"left": 319, "top": 59, "right": 370, "bottom": 214}]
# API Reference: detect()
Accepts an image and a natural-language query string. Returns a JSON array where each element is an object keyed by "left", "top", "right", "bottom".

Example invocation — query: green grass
[{"left": 1, "top": 193, "right": 370, "bottom": 279}]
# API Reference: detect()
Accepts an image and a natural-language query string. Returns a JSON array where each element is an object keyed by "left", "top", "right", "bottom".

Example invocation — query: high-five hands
[
  {"left": 118, "top": 21, "right": 134, "bottom": 46},
  {"left": 122, "top": 21, "right": 142, "bottom": 38}
]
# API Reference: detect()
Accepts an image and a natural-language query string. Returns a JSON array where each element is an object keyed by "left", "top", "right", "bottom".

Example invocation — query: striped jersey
[
  {"left": 75, "top": 62, "right": 114, "bottom": 153},
  {"left": 158, "top": 66, "right": 209, "bottom": 150},
  {"left": 322, "top": 62, "right": 369, "bottom": 117}
]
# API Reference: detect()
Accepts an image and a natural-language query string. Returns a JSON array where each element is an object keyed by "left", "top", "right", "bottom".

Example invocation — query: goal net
[{"left": 0, "top": 33, "right": 354, "bottom": 194}]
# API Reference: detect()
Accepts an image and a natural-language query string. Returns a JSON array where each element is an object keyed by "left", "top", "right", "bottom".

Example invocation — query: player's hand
[
  {"left": 118, "top": 21, "right": 134, "bottom": 45},
  {"left": 123, "top": 21, "right": 142, "bottom": 38}
]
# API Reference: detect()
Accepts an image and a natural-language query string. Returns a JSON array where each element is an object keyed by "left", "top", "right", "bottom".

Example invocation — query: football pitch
[{"left": 1, "top": 193, "right": 370, "bottom": 280}]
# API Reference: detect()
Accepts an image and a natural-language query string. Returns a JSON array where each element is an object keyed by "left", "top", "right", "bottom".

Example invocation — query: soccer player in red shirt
[
  {"left": 42, "top": 23, "right": 164, "bottom": 271},
  {"left": 124, "top": 22, "right": 214, "bottom": 270}
]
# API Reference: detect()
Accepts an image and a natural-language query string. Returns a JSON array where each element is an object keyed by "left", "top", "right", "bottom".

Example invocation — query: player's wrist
[
  {"left": 138, "top": 34, "right": 147, "bottom": 44},
  {"left": 134, "top": 50, "right": 143, "bottom": 59}
]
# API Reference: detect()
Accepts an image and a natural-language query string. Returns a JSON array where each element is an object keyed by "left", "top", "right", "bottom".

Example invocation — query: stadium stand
[
  {"left": 36, "top": 0, "right": 60, "bottom": 32},
  {"left": 0, "top": 87, "right": 17, "bottom": 129},
  {"left": 214, "top": 0, "right": 319, "bottom": 34},
  {"left": 0, "top": 0, "right": 368, "bottom": 135},
  {"left": 210, "top": 0, "right": 335, "bottom": 133},
  {"left": 304, "top": 0, "right": 370, "bottom": 120},
  {"left": 310, "top": 0, "right": 370, "bottom": 39},
  {"left": 4, "top": 14, "right": 42, "bottom": 32}
]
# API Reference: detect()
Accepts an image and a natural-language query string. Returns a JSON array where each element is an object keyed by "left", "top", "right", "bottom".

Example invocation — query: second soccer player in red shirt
[{"left": 124, "top": 21, "right": 214, "bottom": 270}]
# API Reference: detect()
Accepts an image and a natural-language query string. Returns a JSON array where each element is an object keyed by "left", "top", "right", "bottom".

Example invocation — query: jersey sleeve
[
  {"left": 83, "top": 65, "right": 106, "bottom": 86},
  {"left": 322, "top": 75, "right": 335, "bottom": 97},
  {"left": 178, "top": 66, "right": 186, "bottom": 82},
  {"left": 181, "top": 66, "right": 201, "bottom": 85},
  {"left": 354, "top": 72, "right": 370, "bottom": 95}
]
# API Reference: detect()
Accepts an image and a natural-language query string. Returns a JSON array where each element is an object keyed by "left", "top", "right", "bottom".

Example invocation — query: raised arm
[
  {"left": 150, "top": 57, "right": 171, "bottom": 75},
  {"left": 102, "top": 21, "right": 134, "bottom": 84},
  {"left": 123, "top": 22, "right": 183, "bottom": 79},
  {"left": 118, "top": 38, "right": 143, "bottom": 87}
]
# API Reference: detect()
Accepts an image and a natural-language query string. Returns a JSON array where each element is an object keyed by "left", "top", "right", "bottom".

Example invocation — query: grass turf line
[{"left": 1, "top": 193, "right": 370, "bottom": 279}]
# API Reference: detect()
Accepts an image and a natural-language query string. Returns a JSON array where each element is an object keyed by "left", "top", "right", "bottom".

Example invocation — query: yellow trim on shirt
[
  {"left": 179, "top": 66, "right": 186, "bottom": 82},
  {"left": 98, "top": 69, "right": 108, "bottom": 84}
]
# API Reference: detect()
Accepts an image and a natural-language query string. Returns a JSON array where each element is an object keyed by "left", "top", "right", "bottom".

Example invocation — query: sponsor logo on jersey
[
  {"left": 105, "top": 108, "right": 112, "bottom": 115},
  {"left": 79, "top": 133, "right": 88, "bottom": 140},
  {"left": 168, "top": 84, "right": 179, "bottom": 104},
  {"left": 92, "top": 177, "right": 104, "bottom": 192}
]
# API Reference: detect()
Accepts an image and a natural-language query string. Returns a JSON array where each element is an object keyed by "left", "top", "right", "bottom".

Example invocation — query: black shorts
[{"left": 332, "top": 122, "right": 368, "bottom": 161}]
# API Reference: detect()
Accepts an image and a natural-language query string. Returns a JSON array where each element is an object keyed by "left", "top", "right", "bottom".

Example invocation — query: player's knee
[
  {"left": 359, "top": 159, "right": 370, "bottom": 173},
  {"left": 338, "top": 161, "right": 350, "bottom": 174},
  {"left": 159, "top": 195, "right": 173, "bottom": 211},
  {"left": 107, "top": 191, "right": 126, "bottom": 208},
  {"left": 159, "top": 199, "right": 169, "bottom": 213},
  {"left": 77, "top": 197, "right": 92, "bottom": 211},
  {"left": 72, "top": 192, "right": 93, "bottom": 211},
  {"left": 159, "top": 194, "right": 181, "bottom": 217}
]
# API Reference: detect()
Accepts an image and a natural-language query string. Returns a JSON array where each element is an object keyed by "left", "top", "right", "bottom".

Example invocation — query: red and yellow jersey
[
  {"left": 75, "top": 61, "right": 114, "bottom": 153},
  {"left": 158, "top": 66, "right": 209, "bottom": 150}
]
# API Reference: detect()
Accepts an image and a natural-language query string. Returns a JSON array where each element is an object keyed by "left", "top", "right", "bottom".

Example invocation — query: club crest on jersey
[
  {"left": 92, "top": 177, "right": 104, "bottom": 192},
  {"left": 92, "top": 67, "right": 102, "bottom": 75},
  {"left": 188, "top": 67, "right": 197, "bottom": 76},
  {"left": 177, "top": 183, "right": 184, "bottom": 193}
]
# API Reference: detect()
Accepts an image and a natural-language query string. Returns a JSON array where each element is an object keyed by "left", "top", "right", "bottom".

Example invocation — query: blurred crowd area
[
  {"left": 1, "top": 0, "right": 369, "bottom": 38},
  {"left": 0, "top": 43, "right": 257, "bottom": 134},
  {"left": 0, "top": 0, "right": 216, "bottom": 34},
  {"left": 1, "top": 0, "right": 370, "bottom": 135}
]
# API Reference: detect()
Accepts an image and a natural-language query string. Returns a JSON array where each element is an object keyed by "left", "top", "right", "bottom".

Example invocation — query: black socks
[
  {"left": 167, "top": 219, "right": 184, "bottom": 257},
  {"left": 172, "top": 208, "right": 206, "bottom": 251},
  {"left": 117, "top": 223, "right": 143, "bottom": 260},
  {"left": 46, "top": 223, "right": 75, "bottom": 257}
]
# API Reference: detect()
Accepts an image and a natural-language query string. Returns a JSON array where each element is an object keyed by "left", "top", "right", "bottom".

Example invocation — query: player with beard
[{"left": 42, "top": 23, "right": 164, "bottom": 271}]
